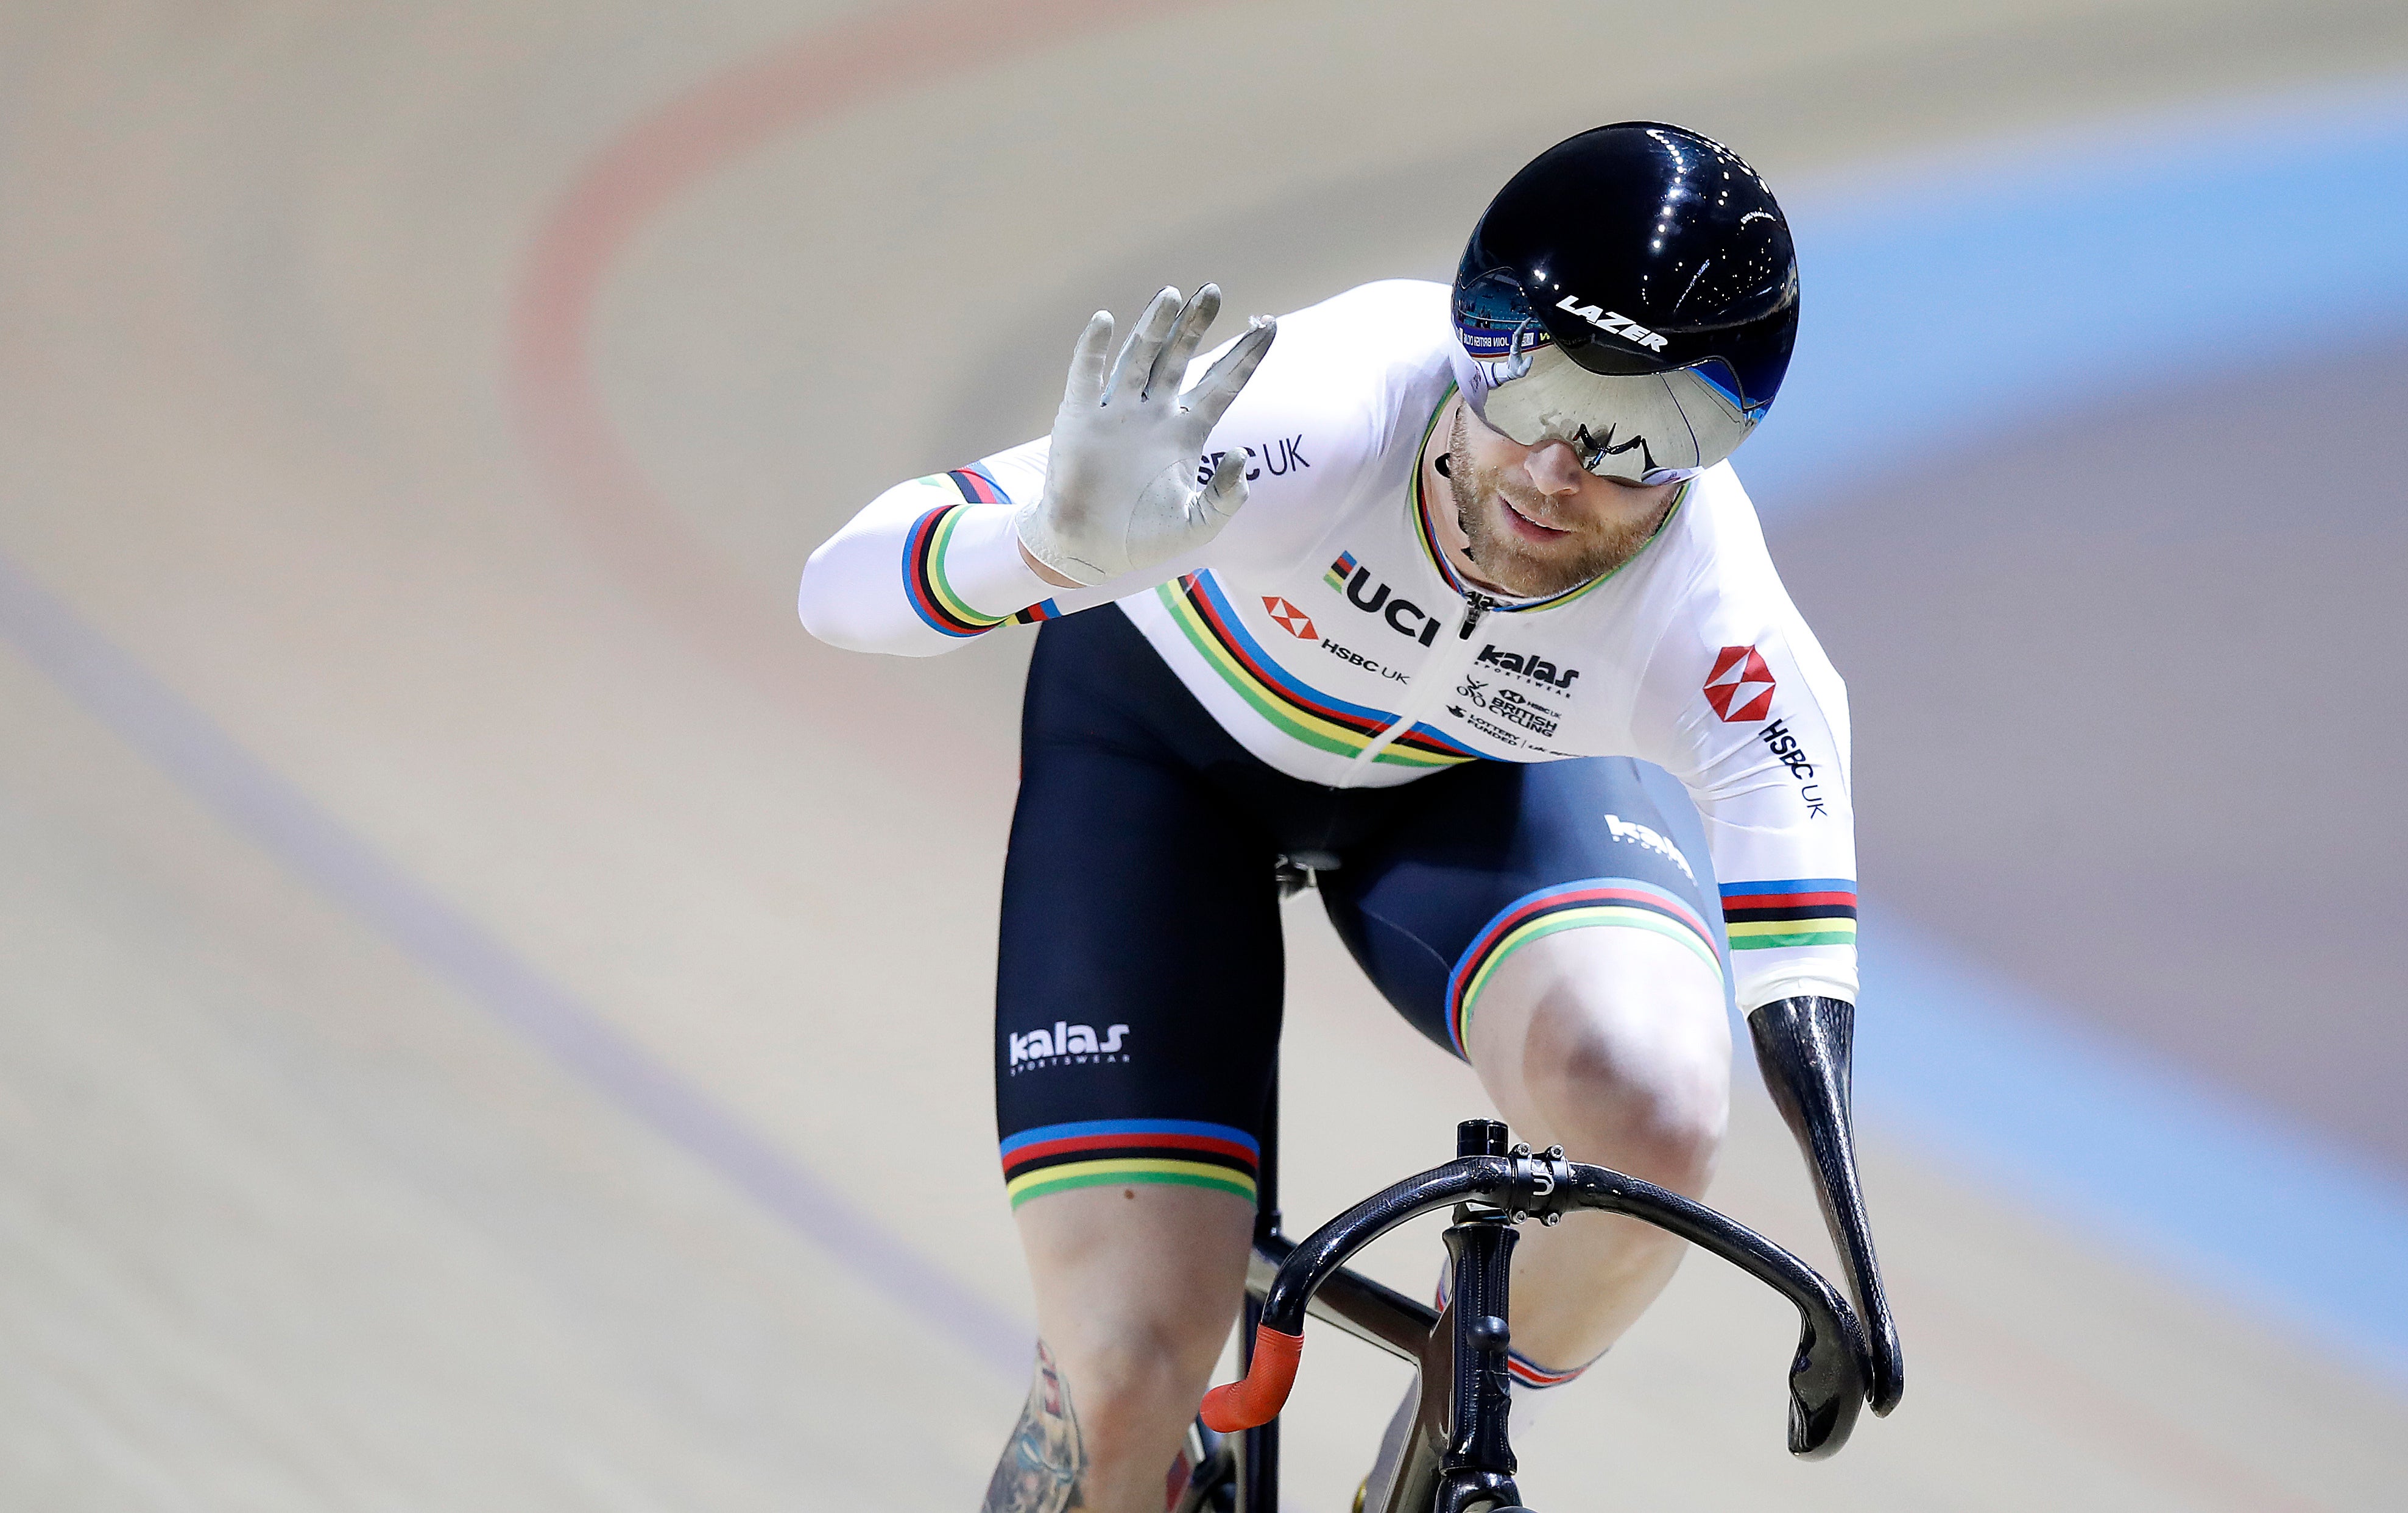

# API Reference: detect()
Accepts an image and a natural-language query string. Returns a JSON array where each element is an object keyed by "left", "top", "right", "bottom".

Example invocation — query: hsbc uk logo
[
  {"left": 1703, "top": 646, "right": 1776, "bottom": 722},
  {"left": 1703, "top": 647, "right": 1826, "bottom": 816},
  {"left": 1271, "top": 580, "right": 1407, "bottom": 682},
  {"left": 1195, "top": 434, "right": 1310, "bottom": 485},
  {"left": 1759, "top": 720, "right": 1829, "bottom": 819},
  {"left": 1262, "top": 596, "right": 1316, "bottom": 640}
]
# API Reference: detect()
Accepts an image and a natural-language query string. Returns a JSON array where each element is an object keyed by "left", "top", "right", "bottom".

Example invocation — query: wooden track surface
[{"left": 4, "top": 2, "right": 2405, "bottom": 1507}]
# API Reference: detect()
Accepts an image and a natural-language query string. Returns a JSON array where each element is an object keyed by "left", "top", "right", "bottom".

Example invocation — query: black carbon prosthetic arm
[{"left": 1748, "top": 995, "right": 1904, "bottom": 1414}]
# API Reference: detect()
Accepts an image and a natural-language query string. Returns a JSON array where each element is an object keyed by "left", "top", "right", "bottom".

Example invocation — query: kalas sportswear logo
[
  {"left": 1475, "top": 643, "right": 1580, "bottom": 690},
  {"left": 1262, "top": 596, "right": 1317, "bottom": 640},
  {"left": 1008, "top": 1020, "right": 1131, "bottom": 1071},
  {"left": 1555, "top": 295, "right": 1670, "bottom": 353},
  {"left": 1703, "top": 646, "right": 1775, "bottom": 722}
]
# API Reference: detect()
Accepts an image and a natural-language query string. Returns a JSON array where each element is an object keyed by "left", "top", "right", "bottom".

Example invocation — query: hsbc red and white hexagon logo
[
  {"left": 1262, "top": 596, "right": 1318, "bottom": 640},
  {"left": 1703, "top": 645, "right": 1775, "bottom": 722}
]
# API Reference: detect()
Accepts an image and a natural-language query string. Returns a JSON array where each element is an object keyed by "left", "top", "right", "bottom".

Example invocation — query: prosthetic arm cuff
[{"left": 1746, "top": 994, "right": 1904, "bottom": 1414}]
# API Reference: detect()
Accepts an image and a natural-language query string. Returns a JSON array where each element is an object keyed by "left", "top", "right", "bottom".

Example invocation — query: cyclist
[{"left": 801, "top": 122, "right": 1898, "bottom": 1513}]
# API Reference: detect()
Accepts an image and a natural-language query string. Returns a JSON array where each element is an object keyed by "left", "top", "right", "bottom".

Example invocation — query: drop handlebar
[{"left": 1201, "top": 1147, "right": 1870, "bottom": 1459}]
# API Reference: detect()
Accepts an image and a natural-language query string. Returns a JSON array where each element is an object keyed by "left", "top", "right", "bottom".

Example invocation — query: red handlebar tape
[{"left": 1199, "top": 1325, "right": 1305, "bottom": 1432}]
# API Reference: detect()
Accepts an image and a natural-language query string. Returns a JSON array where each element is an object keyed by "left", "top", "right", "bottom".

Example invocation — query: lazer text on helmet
[{"left": 1555, "top": 295, "right": 1668, "bottom": 353}]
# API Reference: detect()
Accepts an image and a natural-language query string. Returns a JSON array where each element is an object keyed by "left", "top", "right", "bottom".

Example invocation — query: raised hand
[{"left": 1013, "top": 284, "right": 1277, "bottom": 587}]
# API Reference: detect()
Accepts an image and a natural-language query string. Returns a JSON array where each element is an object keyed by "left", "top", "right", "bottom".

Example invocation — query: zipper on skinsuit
[{"left": 1338, "top": 592, "right": 1497, "bottom": 786}]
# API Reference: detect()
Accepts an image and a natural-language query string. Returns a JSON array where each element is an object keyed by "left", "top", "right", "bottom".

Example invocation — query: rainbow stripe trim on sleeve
[
  {"left": 1156, "top": 571, "right": 1478, "bottom": 769},
  {"left": 1000, "top": 1118, "right": 1259, "bottom": 1208},
  {"left": 900, "top": 467, "right": 1056, "bottom": 636},
  {"left": 947, "top": 464, "right": 1008, "bottom": 506},
  {"left": 1446, "top": 878, "right": 1723, "bottom": 1056},
  {"left": 1718, "top": 878, "right": 1858, "bottom": 950},
  {"left": 901, "top": 504, "right": 1005, "bottom": 636}
]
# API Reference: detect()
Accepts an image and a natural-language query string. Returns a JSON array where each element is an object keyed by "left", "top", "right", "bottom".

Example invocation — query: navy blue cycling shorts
[{"left": 995, "top": 605, "right": 1723, "bottom": 1214}]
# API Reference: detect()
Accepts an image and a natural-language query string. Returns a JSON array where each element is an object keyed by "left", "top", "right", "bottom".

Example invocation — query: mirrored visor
[{"left": 1453, "top": 342, "right": 1757, "bottom": 484}]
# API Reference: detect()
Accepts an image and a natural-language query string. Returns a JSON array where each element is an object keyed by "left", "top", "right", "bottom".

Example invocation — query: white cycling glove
[{"left": 1012, "top": 284, "right": 1277, "bottom": 587}]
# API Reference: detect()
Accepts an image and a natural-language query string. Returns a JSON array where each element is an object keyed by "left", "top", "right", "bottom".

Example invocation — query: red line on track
[{"left": 504, "top": 0, "right": 1212, "bottom": 738}]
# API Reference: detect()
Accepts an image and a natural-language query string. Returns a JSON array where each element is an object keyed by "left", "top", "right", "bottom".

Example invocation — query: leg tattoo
[{"left": 982, "top": 1339, "right": 1089, "bottom": 1513}]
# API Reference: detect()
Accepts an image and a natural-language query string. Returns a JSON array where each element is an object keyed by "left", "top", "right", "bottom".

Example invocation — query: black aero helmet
[{"left": 1451, "top": 122, "right": 1799, "bottom": 482}]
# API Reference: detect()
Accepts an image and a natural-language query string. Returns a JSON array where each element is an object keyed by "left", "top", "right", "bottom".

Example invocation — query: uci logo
[
  {"left": 1325, "top": 551, "right": 1441, "bottom": 647},
  {"left": 1555, "top": 295, "right": 1670, "bottom": 353}
]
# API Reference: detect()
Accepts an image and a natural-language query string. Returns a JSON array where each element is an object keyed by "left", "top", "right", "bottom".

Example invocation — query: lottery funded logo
[{"left": 1703, "top": 645, "right": 1776, "bottom": 722}]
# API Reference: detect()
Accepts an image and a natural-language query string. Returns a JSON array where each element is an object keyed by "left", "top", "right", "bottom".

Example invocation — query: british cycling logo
[
  {"left": 1326, "top": 551, "right": 1444, "bottom": 646},
  {"left": 1453, "top": 674, "right": 1561, "bottom": 738},
  {"left": 1261, "top": 596, "right": 1317, "bottom": 640},
  {"left": 1008, "top": 1020, "right": 1131, "bottom": 1074},
  {"left": 1445, "top": 696, "right": 1526, "bottom": 748},
  {"left": 1703, "top": 645, "right": 1775, "bottom": 722}
]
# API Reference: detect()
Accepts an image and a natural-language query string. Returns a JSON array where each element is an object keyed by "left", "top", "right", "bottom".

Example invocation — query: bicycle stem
[{"left": 1439, "top": 1198, "right": 1521, "bottom": 1512}]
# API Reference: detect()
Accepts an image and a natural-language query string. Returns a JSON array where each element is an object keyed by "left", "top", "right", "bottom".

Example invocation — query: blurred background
[{"left": 4, "top": 1, "right": 2406, "bottom": 1508}]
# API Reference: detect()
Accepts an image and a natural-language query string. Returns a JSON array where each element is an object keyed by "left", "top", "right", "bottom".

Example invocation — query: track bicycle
[{"left": 1170, "top": 1107, "right": 1882, "bottom": 1513}]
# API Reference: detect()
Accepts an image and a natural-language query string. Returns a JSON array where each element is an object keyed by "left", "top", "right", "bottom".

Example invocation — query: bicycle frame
[{"left": 1176, "top": 1109, "right": 1870, "bottom": 1513}]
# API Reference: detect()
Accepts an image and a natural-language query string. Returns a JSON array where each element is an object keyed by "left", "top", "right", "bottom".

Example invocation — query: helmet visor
[
  {"left": 1453, "top": 341, "right": 1756, "bottom": 484},
  {"left": 1452, "top": 267, "right": 1768, "bottom": 482}
]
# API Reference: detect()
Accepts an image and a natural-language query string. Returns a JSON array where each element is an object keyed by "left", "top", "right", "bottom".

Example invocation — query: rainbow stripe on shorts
[
  {"left": 1000, "top": 1118, "right": 1260, "bottom": 1208},
  {"left": 1445, "top": 878, "right": 1723, "bottom": 1056}
]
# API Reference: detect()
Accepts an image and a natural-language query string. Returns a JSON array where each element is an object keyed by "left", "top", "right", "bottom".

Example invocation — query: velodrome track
[{"left": 4, "top": 2, "right": 2406, "bottom": 1508}]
